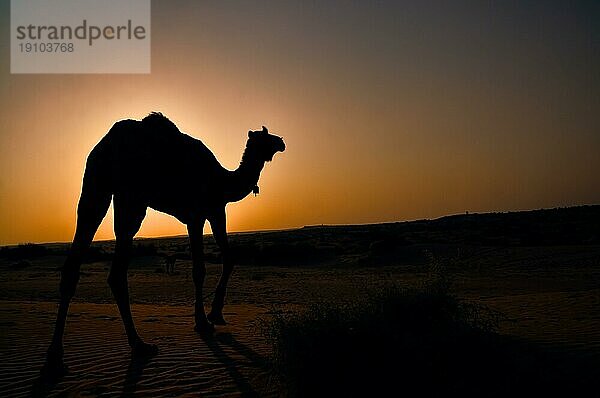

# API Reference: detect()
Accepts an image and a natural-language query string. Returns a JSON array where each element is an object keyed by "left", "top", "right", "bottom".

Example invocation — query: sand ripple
[{"left": 0, "top": 301, "right": 274, "bottom": 397}]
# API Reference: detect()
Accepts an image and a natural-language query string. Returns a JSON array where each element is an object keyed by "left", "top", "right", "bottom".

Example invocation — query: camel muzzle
[{"left": 276, "top": 139, "right": 286, "bottom": 152}]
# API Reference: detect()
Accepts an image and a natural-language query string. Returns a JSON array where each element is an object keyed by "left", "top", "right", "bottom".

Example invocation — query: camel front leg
[
  {"left": 207, "top": 209, "right": 232, "bottom": 325},
  {"left": 43, "top": 239, "right": 86, "bottom": 378},
  {"left": 188, "top": 220, "right": 214, "bottom": 336},
  {"left": 43, "top": 210, "right": 103, "bottom": 379}
]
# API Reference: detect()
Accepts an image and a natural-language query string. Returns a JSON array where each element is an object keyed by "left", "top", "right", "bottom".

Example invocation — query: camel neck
[{"left": 224, "top": 146, "right": 265, "bottom": 203}]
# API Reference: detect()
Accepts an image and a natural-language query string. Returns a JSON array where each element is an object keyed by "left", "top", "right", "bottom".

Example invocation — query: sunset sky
[{"left": 0, "top": 1, "right": 598, "bottom": 245}]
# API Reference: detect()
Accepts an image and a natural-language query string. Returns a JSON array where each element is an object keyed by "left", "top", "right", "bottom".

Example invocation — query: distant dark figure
[
  {"left": 42, "top": 113, "right": 285, "bottom": 377},
  {"left": 164, "top": 254, "right": 177, "bottom": 275}
]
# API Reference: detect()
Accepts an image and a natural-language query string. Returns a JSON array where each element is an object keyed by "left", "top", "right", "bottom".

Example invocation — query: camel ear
[
  {"left": 262, "top": 126, "right": 268, "bottom": 134},
  {"left": 248, "top": 130, "right": 257, "bottom": 138}
]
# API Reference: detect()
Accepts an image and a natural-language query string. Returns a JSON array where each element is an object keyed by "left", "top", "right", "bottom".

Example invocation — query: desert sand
[{"left": 1, "top": 206, "right": 599, "bottom": 396}]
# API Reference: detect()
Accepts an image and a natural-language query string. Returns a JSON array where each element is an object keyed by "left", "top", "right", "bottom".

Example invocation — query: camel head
[{"left": 247, "top": 126, "right": 285, "bottom": 162}]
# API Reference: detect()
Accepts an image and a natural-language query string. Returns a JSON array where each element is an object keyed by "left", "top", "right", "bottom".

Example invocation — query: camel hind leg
[
  {"left": 108, "top": 197, "right": 157, "bottom": 357},
  {"left": 44, "top": 183, "right": 111, "bottom": 377}
]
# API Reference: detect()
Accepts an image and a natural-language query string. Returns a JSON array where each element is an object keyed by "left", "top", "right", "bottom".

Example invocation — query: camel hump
[
  {"left": 141, "top": 112, "right": 180, "bottom": 134},
  {"left": 98, "top": 113, "right": 185, "bottom": 152}
]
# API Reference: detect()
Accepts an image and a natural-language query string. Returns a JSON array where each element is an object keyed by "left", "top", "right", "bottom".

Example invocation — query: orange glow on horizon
[{"left": 1, "top": 2, "right": 599, "bottom": 245}]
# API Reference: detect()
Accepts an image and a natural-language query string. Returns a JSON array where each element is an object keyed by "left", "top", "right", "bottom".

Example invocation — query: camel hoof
[
  {"left": 40, "top": 358, "right": 68, "bottom": 381},
  {"left": 131, "top": 341, "right": 159, "bottom": 358},
  {"left": 207, "top": 311, "right": 227, "bottom": 325}
]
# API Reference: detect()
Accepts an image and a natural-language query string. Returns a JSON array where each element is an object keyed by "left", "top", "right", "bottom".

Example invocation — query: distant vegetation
[
  {"left": 0, "top": 243, "right": 50, "bottom": 259},
  {"left": 1, "top": 205, "right": 599, "bottom": 268}
]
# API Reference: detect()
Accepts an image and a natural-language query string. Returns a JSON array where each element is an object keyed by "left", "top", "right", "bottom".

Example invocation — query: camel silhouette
[
  {"left": 42, "top": 113, "right": 285, "bottom": 377},
  {"left": 163, "top": 253, "right": 177, "bottom": 275}
]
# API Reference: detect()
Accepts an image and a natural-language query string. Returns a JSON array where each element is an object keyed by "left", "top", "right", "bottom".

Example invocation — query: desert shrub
[
  {"left": 257, "top": 242, "right": 332, "bottom": 265},
  {"left": 365, "top": 240, "right": 427, "bottom": 266},
  {"left": 10, "top": 260, "right": 32, "bottom": 269},
  {"left": 260, "top": 278, "right": 564, "bottom": 397},
  {"left": 80, "top": 245, "right": 112, "bottom": 263},
  {"left": 132, "top": 242, "right": 157, "bottom": 256},
  {"left": 230, "top": 241, "right": 336, "bottom": 266},
  {"left": 0, "top": 243, "right": 50, "bottom": 259}
]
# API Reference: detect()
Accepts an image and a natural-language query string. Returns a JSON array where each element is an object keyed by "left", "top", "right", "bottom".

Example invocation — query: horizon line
[{"left": 2, "top": 203, "right": 598, "bottom": 248}]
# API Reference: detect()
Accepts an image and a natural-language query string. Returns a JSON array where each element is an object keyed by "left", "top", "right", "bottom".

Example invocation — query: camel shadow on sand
[
  {"left": 119, "top": 332, "right": 268, "bottom": 397},
  {"left": 120, "top": 355, "right": 154, "bottom": 398},
  {"left": 204, "top": 332, "right": 269, "bottom": 397}
]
